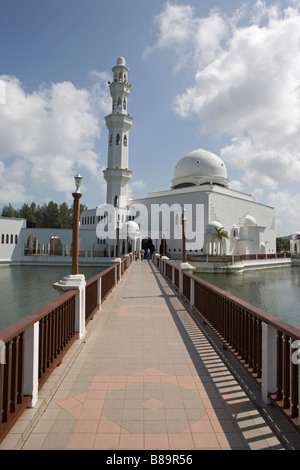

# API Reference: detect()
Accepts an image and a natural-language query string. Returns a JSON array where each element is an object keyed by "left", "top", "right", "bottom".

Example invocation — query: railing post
[
  {"left": 24, "top": 322, "right": 39, "bottom": 407},
  {"left": 114, "top": 264, "right": 118, "bottom": 284},
  {"left": 97, "top": 277, "right": 102, "bottom": 310},
  {"left": 190, "top": 277, "right": 195, "bottom": 309},
  {"left": 172, "top": 266, "right": 175, "bottom": 286},
  {"left": 53, "top": 274, "right": 86, "bottom": 339},
  {"left": 179, "top": 267, "right": 183, "bottom": 295},
  {"left": 75, "top": 276, "right": 86, "bottom": 339},
  {"left": 261, "top": 321, "right": 277, "bottom": 403}
]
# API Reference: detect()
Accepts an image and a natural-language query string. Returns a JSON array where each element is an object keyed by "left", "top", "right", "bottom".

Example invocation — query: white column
[
  {"left": 190, "top": 278, "right": 195, "bottom": 308},
  {"left": 261, "top": 322, "right": 277, "bottom": 403},
  {"left": 97, "top": 277, "right": 102, "bottom": 310},
  {"left": 23, "top": 322, "right": 39, "bottom": 407},
  {"left": 53, "top": 274, "right": 86, "bottom": 339}
]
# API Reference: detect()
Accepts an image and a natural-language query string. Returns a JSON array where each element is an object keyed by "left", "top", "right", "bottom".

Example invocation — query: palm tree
[{"left": 215, "top": 226, "right": 229, "bottom": 255}]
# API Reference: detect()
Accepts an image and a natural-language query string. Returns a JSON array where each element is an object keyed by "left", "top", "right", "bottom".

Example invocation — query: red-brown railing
[
  {"left": 155, "top": 257, "right": 300, "bottom": 429},
  {"left": 0, "top": 255, "right": 133, "bottom": 443},
  {"left": 0, "top": 289, "right": 78, "bottom": 442}
]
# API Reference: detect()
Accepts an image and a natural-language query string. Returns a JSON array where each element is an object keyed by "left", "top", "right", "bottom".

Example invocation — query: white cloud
[
  {"left": 147, "top": 1, "right": 300, "bottom": 232},
  {"left": 128, "top": 180, "right": 146, "bottom": 199},
  {"left": 0, "top": 73, "right": 110, "bottom": 204},
  {"left": 267, "top": 190, "right": 300, "bottom": 236}
]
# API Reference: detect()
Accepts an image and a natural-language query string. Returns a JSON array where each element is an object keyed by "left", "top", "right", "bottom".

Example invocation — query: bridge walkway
[{"left": 1, "top": 259, "right": 300, "bottom": 450}]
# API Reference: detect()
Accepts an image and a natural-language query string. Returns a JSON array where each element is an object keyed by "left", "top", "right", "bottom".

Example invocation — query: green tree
[
  {"left": 19, "top": 203, "right": 38, "bottom": 227},
  {"left": 57, "top": 202, "right": 73, "bottom": 228},
  {"left": 42, "top": 201, "right": 60, "bottom": 228},
  {"left": 1, "top": 203, "right": 19, "bottom": 218},
  {"left": 276, "top": 237, "right": 290, "bottom": 252},
  {"left": 215, "top": 226, "right": 229, "bottom": 255},
  {"left": 1, "top": 200, "right": 87, "bottom": 228}
]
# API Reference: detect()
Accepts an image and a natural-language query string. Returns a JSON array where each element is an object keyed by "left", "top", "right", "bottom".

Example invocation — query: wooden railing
[
  {"left": 155, "top": 256, "right": 300, "bottom": 429},
  {"left": 0, "top": 254, "right": 133, "bottom": 443}
]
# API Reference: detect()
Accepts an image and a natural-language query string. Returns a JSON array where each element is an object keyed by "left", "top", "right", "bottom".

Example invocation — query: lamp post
[
  {"left": 72, "top": 172, "right": 82, "bottom": 275},
  {"left": 180, "top": 207, "right": 194, "bottom": 272},
  {"left": 182, "top": 209, "right": 186, "bottom": 263},
  {"left": 162, "top": 227, "right": 166, "bottom": 257},
  {"left": 116, "top": 221, "right": 120, "bottom": 259},
  {"left": 113, "top": 195, "right": 121, "bottom": 262}
]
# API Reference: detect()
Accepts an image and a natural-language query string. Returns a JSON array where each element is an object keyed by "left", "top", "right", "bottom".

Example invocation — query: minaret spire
[{"left": 103, "top": 57, "right": 134, "bottom": 209}]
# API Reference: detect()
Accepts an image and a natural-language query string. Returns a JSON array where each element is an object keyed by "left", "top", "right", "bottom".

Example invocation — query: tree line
[{"left": 1, "top": 201, "right": 87, "bottom": 229}]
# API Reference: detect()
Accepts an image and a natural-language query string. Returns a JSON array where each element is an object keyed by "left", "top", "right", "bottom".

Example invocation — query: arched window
[
  {"left": 15, "top": 234, "right": 18, "bottom": 244},
  {"left": 110, "top": 135, "right": 113, "bottom": 146},
  {"left": 10, "top": 234, "right": 13, "bottom": 244},
  {"left": 117, "top": 97, "right": 122, "bottom": 108},
  {"left": 1, "top": 234, "right": 4, "bottom": 244},
  {"left": 6, "top": 234, "right": 9, "bottom": 244},
  {"left": 113, "top": 99, "right": 116, "bottom": 109},
  {"left": 124, "top": 135, "right": 127, "bottom": 146},
  {"left": 123, "top": 99, "right": 126, "bottom": 110},
  {"left": 118, "top": 72, "right": 122, "bottom": 82},
  {"left": 116, "top": 134, "right": 120, "bottom": 145}
]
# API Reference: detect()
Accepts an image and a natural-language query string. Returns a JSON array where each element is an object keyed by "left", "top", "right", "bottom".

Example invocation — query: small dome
[
  {"left": 172, "top": 148, "right": 228, "bottom": 189},
  {"left": 117, "top": 57, "right": 126, "bottom": 66},
  {"left": 122, "top": 221, "right": 139, "bottom": 239},
  {"left": 244, "top": 215, "right": 257, "bottom": 226},
  {"left": 205, "top": 221, "right": 223, "bottom": 232}
]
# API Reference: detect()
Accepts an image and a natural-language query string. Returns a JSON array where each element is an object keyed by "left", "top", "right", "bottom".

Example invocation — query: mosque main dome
[{"left": 172, "top": 148, "right": 229, "bottom": 189}]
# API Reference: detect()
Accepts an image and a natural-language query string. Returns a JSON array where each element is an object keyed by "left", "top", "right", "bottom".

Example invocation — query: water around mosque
[
  {"left": 0, "top": 265, "right": 106, "bottom": 330},
  {"left": 196, "top": 266, "right": 300, "bottom": 329},
  {"left": 0, "top": 265, "right": 300, "bottom": 331}
]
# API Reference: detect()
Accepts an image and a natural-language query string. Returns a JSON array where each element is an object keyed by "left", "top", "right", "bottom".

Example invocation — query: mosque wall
[{"left": 209, "top": 191, "right": 276, "bottom": 255}]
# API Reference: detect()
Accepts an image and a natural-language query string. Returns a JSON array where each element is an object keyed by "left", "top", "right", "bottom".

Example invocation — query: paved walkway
[{"left": 2, "top": 260, "right": 300, "bottom": 450}]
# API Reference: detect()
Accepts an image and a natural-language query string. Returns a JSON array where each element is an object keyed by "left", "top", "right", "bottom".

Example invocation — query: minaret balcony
[
  {"left": 105, "top": 113, "right": 134, "bottom": 130},
  {"left": 109, "top": 82, "right": 132, "bottom": 96},
  {"left": 103, "top": 168, "right": 132, "bottom": 183}
]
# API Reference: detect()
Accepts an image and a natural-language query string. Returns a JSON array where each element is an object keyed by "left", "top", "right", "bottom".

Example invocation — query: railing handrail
[
  {"left": 166, "top": 260, "right": 300, "bottom": 340},
  {"left": 157, "top": 256, "right": 300, "bottom": 425},
  {"left": 85, "top": 264, "right": 116, "bottom": 287},
  {"left": 186, "top": 270, "right": 300, "bottom": 340},
  {"left": 0, "top": 289, "right": 79, "bottom": 344},
  {"left": 0, "top": 255, "right": 133, "bottom": 444}
]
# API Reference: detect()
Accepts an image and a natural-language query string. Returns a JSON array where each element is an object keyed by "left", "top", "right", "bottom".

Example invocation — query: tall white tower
[{"left": 103, "top": 57, "right": 134, "bottom": 210}]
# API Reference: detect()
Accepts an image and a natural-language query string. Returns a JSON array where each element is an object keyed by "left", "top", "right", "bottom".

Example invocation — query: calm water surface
[
  {"left": 1, "top": 264, "right": 300, "bottom": 332},
  {"left": 0, "top": 265, "right": 106, "bottom": 330},
  {"left": 196, "top": 266, "right": 300, "bottom": 329}
]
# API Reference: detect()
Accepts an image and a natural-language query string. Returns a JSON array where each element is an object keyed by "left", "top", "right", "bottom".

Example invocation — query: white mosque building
[
  {"left": 82, "top": 57, "right": 277, "bottom": 261},
  {"left": 0, "top": 57, "right": 296, "bottom": 269}
]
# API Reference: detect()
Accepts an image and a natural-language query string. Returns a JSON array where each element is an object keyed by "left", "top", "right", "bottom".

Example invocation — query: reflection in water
[
  {"left": 1, "top": 265, "right": 300, "bottom": 331},
  {"left": 0, "top": 265, "right": 105, "bottom": 330},
  {"left": 195, "top": 267, "right": 300, "bottom": 329}
]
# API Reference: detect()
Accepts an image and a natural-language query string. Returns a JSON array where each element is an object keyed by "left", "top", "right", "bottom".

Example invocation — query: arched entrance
[{"left": 142, "top": 238, "right": 155, "bottom": 258}]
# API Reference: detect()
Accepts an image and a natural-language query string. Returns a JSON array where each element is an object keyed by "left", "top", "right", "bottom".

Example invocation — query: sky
[{"left": 0, "top": 0, "right": 300, "bottom": 236}]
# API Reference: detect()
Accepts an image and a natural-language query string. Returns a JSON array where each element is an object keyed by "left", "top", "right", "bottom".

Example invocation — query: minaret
[{"left": 103, "top": 57, "right": 133, "bottom": 210}]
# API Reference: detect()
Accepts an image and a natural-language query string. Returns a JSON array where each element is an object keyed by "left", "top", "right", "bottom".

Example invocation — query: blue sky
[{"left": 0, "top": 0, "right": 300, "bottom": 236}]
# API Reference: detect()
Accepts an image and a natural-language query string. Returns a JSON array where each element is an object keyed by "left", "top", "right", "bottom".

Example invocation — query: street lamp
[
  {"left": 162, "top": 227, "right": 166, "bottom": 257},
  {"left": 180, "top": 207, "right": 194, "bottom": 272},
  {"left": 72, "top": 172, "right": 82, "bottom": 275},
  {"left": 182, "top": 209, "right": 186, "bottom": 263}
]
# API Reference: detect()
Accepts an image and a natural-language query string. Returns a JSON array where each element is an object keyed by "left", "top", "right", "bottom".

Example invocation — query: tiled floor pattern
[{"left": 5, "top": 261, "right": 286, "bottom": 450}]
